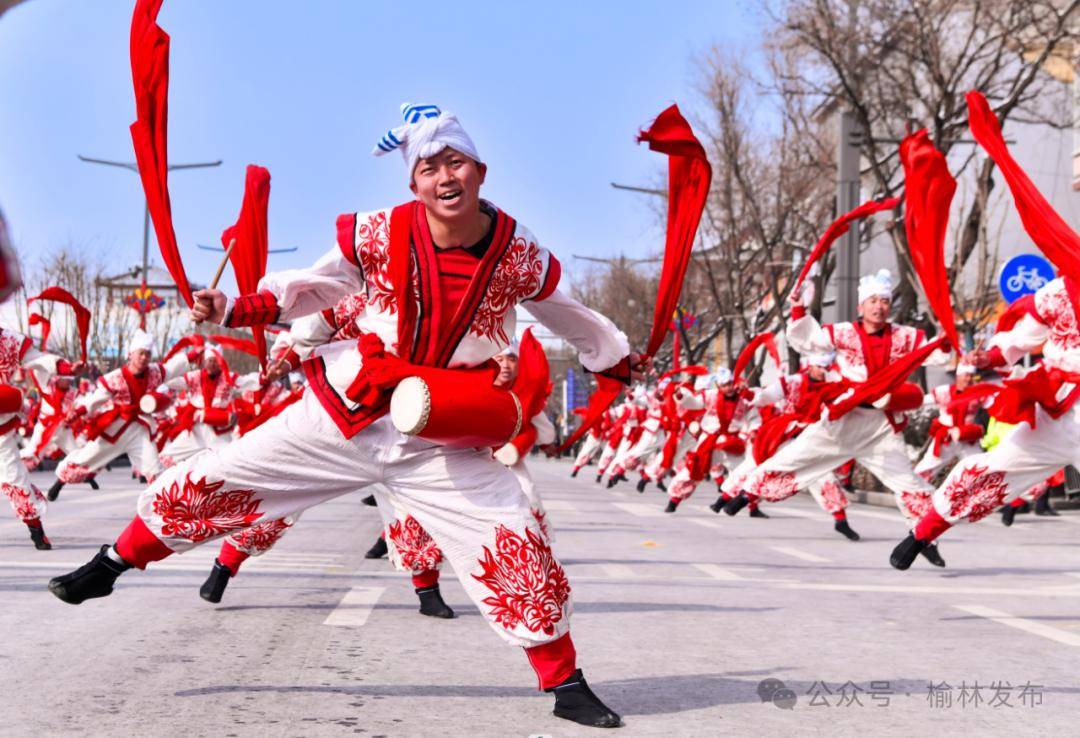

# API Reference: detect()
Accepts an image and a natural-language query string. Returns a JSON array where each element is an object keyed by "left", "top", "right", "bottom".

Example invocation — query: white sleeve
[
  {"left": 253, "top": 246, "right": 365, "bottom": 322},
  {"left": 288, "top": 311, "right": 339, "bottom": 359},
  {"left": 786, "top": 313, "right": 835, "bottom": 355},
  {"left": 161, "top": 353, "right": 191, "bottom": 382},
  {"left": 988, "top": 314, "right": 1049, "bottom": 366},
  {"left": 78, "top": 385, "right": 112, "bottom": 414},
  {"left": 752, "top": 379, "right": 787, "bottom": 408},
  {"left": 521, "top": 289, "right": 629, "bottom": 373},
  {"left": 531, "top": 412, "right": 556, "bottom": 445},
  {"left": 675, "top": 388, "right": 704, "bottom": 411},
  {"left": 21, "top": 346, "right": 62, "bottom": 384}
]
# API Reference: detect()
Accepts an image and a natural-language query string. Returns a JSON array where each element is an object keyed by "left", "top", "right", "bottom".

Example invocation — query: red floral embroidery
[
  {"left": 1035, "top": 280, "right": 1080, "bottom": 351},
  {"left": 754, "top": 470, "right": 799, "bottom": 502},
  {"left": 151, "top": 473, "right": 263, "bottom": 542},
  {"left": 943, "top": 463, "right": 1009, "bottom": 522},
  {"left": 57, "top": 461, "right": 93, "bottom": 483},
  {"left": 355, "top": 210, "right": 396, "bottom": 314},
  {"left": 2, "top": 483, "right": 43, "bottom": 523},
  {"left": 531, "top": 508, "right": 550, "bottom": 541},
  {"left": 387, "top": 515, "right": 443, "bottom": 572},
  {"left": 0, "top": 330, "right": 28, "bottom": 382},
  {"left": 471, "top": 236, "right": 544, "bottom": 342},
  {"left": 899, "top": 489, "right": 933, "bottom": 519},
  {"left": 472, "top": 524, "right": 571, "bottom": 635},
  {"left": 230, "top": 517, "right": 292, "bottom": 554},
  {"left": 331, "top": 292, "right": 368, "bottom": 340},
  {"left": 669, "top": 475, "right": 697, "bottom": 501},
  {"left": 817, "top": 480, "right": 848, "bottom": 514}
]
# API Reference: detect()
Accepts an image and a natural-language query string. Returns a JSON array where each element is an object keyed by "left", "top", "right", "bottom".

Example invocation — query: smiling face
[{"left": 409, "top": 147, "right": 486, "bottom": 227}]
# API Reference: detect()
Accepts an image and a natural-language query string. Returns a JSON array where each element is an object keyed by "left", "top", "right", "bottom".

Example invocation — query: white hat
[
  {"left": 714, "top": 367, "right": 734, "bottom": 385},
  {"left": 129, "top": 330, "right": 154, "bottom": 354},
  {"left": 806, "top": 350, "right": 836, "bottom": 368},
  {"left": 373, "top": 103, "right": 482, "bottom": 182},
  {"left": 956, "top": 362, "right": 976, "bottom": 375},
  {"left": 858, "top": 269, "right": 893, "bottom": 304},
  {"left": 497, "top": 338, "right": 520, "bottom": 357}
]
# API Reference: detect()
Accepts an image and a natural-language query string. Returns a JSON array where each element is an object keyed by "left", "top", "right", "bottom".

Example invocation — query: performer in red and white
[
  {"left": 637, "top": 378, "right": 705, "bottom": 492},
  {"left": 47, "top": 330, "right": 195, "bottom": 501},
  {"left": 735, "top": 271, "right": 949, "bottom": 566},
  {"left": 664, "top": 368, "right": 752, "bottom": 513},
  {"left": 50, "top": 104, "right": 636, "bottom": 728},
  {"left": 569, "top": 408, "right": 609, "bottom": 478},
  {"left": 0, "top": 328, "right": 82, "bottom": 548},
  {"left": 21, "top": 374, "right": 87, "bottom": 474},
  {"left": 913, "top": 363, "right": 986, "bottom": 481},
  {"left": 603, "top": 387, "right": 648, "bottom": 487},
  {"left": 715, "top": 351, "right": 861, "bottom": 540}
]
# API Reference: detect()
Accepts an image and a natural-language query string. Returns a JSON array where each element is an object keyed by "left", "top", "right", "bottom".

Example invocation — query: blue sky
[{"left": 0, "top": 0, "right": 760, "bottom": 293}]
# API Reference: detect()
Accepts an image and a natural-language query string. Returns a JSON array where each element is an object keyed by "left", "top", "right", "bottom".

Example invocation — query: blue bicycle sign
[{"left": 999, "top": 254, "right": 1054, "bottom": 303}]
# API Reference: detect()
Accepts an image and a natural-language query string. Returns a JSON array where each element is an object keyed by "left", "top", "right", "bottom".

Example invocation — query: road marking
[
  {"left": 599, "top": 563, "right": 637, "bottom": 579},
  {"left": 612, "top": 502, "right": 666, "bottom": 518},
  {"left": 687, "top": 518, "right": 721, "bottom": 529},
  {"left": 542, "top": 500, "right": 577, "bottom": 512},
  {"left": 953, "top": 604, "right": 1080, "bottom": 647},
  {"left": 691, "top": 563, "right": 745, "bottom": 581},
  {"left": 1056, "top": 515, "right": 1080, "bottom": 527},
  {"left": 323, "top": 586, "right": 386, "bottom": 627},
  {"left": 770, "top": 546, "right": 830, "bottom": 563}
]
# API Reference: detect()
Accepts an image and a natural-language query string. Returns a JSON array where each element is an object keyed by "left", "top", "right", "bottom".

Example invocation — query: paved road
[{"left": 4, "top": 459, "right": 1079, "bottom": 737}]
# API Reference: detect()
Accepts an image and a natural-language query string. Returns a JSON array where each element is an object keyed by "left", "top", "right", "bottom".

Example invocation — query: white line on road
[
  {"left": 691, "top": 563, "right": 745, "bottom": 581},
  {"left": 599, "top": 563, "right": 637, "bottom": 579},
  {"left": 323, "top": 586, "right": 386, "bottom": 627},
  {"left": 770, "top": 546, "right": 831, "bottom": 563},
  {"left": 612, "top": 502, "right": 667, "bottom": 518},
  {"left": 953, "top": 604, "right": 1080, "bottom": 647},
  {"left": 687, "top": 518, "right": 721, "bottom": 529},
  {"left": 542, "top": 500, "right": 578, "bottom": 512}
]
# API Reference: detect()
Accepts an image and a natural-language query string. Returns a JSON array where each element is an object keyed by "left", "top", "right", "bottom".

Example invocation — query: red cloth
[
  {"left": 222, "top": 165, "right": 272, "bottom": 369},
  {"left": 129, "top": 0, "right": 193, "bottom": 307},
  {"left": 27, "top": 286, "right": 92, "bottom": 361},
  {"left": 209, "top": 334, "right": 260, "bottom": 357},
  {"left": 989, "top": 364, "right": 1080, "bottom": 428},
  {"left": 827, "top": 336, "right": 948, "bottom": 421},
  {"left": 432, "top": 246, "right": 481, "bottom": 342},
  {"left": 899, "top": 130, "right": 959, "bottom": 350},
  {"left": 794, "top": 197, "right": 901, "bottom": 292},
  {"left": 637, "top": 105, "right": 712, "bottom": 358},
  {"left": 115, "top": 515, "right": 174, "bottom": 569},
  {"left": 217, "top": 540, "right": 248, "bottom": 576},
  {"left": 968, "top": 91, "right": 1080, "bottom": 283},
  {"left": 411, "top": 569, "right": 440, "bottom": 589},
  {"left": 525, "top": 632, "right": 577, "bottom": 691},
  {"left": 28, "top": 313, "right": 50, "bottom": 350},
  {"left": 914, "top": 507, "right": 951, "bottom": 543},
  {"left": 733, "top": 332, "right": 779, "bottom": 381},
  {"left": 996, "top": 294, "right": 1039, "bottom": 332}
]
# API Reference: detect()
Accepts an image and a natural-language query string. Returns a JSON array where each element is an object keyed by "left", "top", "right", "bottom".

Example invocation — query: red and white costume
[
  {"left": 21, "top": 376, "right": 82, "bottom": 470},
  {"left": 54, "top": 332, "right": 191, "bottom": 484},
  {"left": 570, "top": 411, "right": 608, "bottom": 474},
  {"left": 740, "top": 274, "right": 944, "bottom": 523},
  {"left": 913, "top": 372, "right": 987, "bottom": 480}
]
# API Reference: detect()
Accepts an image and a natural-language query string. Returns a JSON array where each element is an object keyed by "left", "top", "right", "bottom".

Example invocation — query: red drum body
[
  {"left": 390, "top": 372, "right": 522, "bottom": 448},
  {"left": 139, "top": 392, "right": 172, "bottom": 414}
]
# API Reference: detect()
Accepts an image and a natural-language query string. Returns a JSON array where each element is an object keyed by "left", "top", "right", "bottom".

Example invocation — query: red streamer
[
  {"left": 28, "top": 287, "right": 91, "bottom": 361},
  {"left": 28, "top": 313, "right": 51, "bottom": 351},
  {"left": 967, "top": 90, "right": 1080, "bottom": 283},
  {"left": 163, "top": 333, "right": 205, "bottom": 362},
  {"left": 209, "top": 334, "right": 260, "bottom": 357},
  {"left": 826, "top": 336, "right": 947, "bottom": 421},
  {"left": 733, "top": 332, "right": 780, "bottom": 381},
  {"left": 129, "top": 0, "right": 193, "bottom": 307},
  {"left": 899, "top": 130, "right": 959, "bottom": 350},
  {"left": 793, "top": 197, "right": 901, "bottom": 293},
  {"left": 222, "top": 165, "right": 272, "bottom": 369},
  {"left": 638, "top": 105, "right": 712, "bottom": 358}
]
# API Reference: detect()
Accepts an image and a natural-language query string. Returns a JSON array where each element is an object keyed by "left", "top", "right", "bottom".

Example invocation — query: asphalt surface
[{"left": 4, "top": 458, "right": 1080, "bottom": 737}]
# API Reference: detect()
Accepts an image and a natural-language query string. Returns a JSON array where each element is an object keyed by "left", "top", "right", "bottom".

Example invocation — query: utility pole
[
  {"left": 78, "top": 155, "right": 221, "bottom": 327},
  {"left": 835, "top": 111, "right": 863, "bottom": 321}
]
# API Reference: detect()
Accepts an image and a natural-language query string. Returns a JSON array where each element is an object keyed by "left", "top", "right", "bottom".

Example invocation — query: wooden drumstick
[{"left": 208, "top": 239, "right": 236, "bottom": 290}]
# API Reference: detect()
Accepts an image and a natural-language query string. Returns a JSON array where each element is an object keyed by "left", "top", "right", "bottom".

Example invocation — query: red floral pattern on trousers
[
  {"left": 151, "top": 473, "right": 263, "bottom": 542},
  {"left": 753, "top": 470, "right": 800, "bottom": 502},
  {"left": 943, "top": 464, "right": 1009, "bottom": 522},
  {"left": 230, "top": 517, "right": 293, "bottom": 554},
  {"left": 57, "top": 461, "right": 94, "bottom": 484},
  {"left": 531, "top": 507, "right": 550, "bottom": 541},
  {"left": 387, "top": 515, "right": 443, "bottom": 572},
  {"left": 1035, "top": 280, "right": 1080, "bottom": 351},
  {"left": 899, "top": 489, "right": 933, "bottom": 519},
  {"left": 2, "top": 483, "right": 43, "bottom": 523},
  {"left": 471, "top": 236, "right": 544, "bottom": 343},
  {"left": 472, "top": 524, "right": 571, "bottom": 635},
  {"left": 818, "top": 480, "right": 848, "bottom": 514}
]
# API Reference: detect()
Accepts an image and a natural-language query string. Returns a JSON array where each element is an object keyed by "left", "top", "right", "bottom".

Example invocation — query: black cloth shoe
[
  {"left": 28, "top": 524, "right": 52, "bottom": 550},
  {"left": 48, "top": 544, "right": 130, "bottom": 604},
  {"left": 549, "top": 669, "right": 623, "bottom": 728},
  {"left": 365, "top": 536, "right": 388, "bottom": 559},
  {"left": 656, "top": 479, "right": 667, "bottom": 492},
  {"left": 635, "top": 478, "right": 648, "bottom": 493},
  {"left": 606, "top": 477, "right": 617, "bottom": 489},
  {"left": 46, "top": 480, "right": 64, "bottom": 502},
  {"left": 361, "top": 494, "right": 377, "bottom": 507},
  {"left": 709, "top": 497, "right": 726, "bottom": 514},
  {"left": 1035, "top": 494, "right": 1059, "bottom": 516},
  {"left": 138, "top": 475, "right": 147, "bottom": 484},
  {"left": 749, "top": 507, "right": 769, "bottom": 519},
  {"left": 87, "top": 477, "right": 100, "bottom": 491},
  {"left": 571, "top": 468, "right": 579, "bottom": 478},
  {"left": 1001, "top": 504, "right": 1016, "bottom": 527},
  {"left": 416, "top": 586, "right": 455, "bottom": 618},
  {"left": 200, "top": 560, "right": 232, "bottom": 603},
  {"left": 664, "top": 500, "right": 678, "bottom": 513},
  {"left": 919, "top": 542, "right": 946, "bottom": 567},
  {"left": 834, "top": 519, "right": 860, "bottom": 541},
  {"left": 890, "top": 533, "right": 926, "bottom": 570},
  {"left": 595, "top": 473, "right": 603, "bottom": 484},
  {"left": 723, "top": 493, "right": 750, "bottom": 516}
]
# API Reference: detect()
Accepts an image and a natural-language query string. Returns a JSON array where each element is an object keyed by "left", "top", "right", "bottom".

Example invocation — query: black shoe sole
[
  {"left": 47, "top": 580, "right": 111, "bottom": 606},
  {"left": 553, "top": 707, "right": 624, "bottom": 728}
]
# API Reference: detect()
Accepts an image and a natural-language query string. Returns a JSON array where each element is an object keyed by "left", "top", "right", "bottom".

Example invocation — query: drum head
[
  {"left": 390, "top": 376, "right": 431, "bottom": 435},
  {"left": 139, "top": 394, "right": 157, "bottom": 414}
]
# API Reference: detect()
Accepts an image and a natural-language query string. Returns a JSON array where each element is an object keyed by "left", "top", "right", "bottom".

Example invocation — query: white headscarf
[
  {"left": 806, "top": 350, "right": 836, "bottom": 368},
  {"left": 858, "top": 269, "right": 893, "bottom": 304},
  {"left": 714, "top": 367, "right": 734, "bottom": 386},
  {"left": 130, "top": 330, "right": 154, "bottom": 355},
  {"left": 372, "top": 103, "right": 482, "bottom": 181}
]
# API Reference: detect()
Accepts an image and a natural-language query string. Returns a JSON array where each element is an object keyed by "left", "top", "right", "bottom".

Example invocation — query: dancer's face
[
  {"left": 493, "top": 353, "right": 518, "bottom": 388},
  {"left": 859, "top": 295, "right": 891, "bottom": 328},
  {"left": 127, "top": 348, "right": 151, "bottom": 374},
  {"left": 411, "top": 147, "right": 487, "bottom": 227},
  {"left": 204, "top": 354, "right": 221, "bottom": 378},
  {"left": 807, "top": 365, "right": 827, "bottom": 382},
  {"left": 956, "top": 372, "right": 973, "bottom": 389}
]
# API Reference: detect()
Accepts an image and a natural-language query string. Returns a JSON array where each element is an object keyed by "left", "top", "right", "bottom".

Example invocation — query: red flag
[
  {"left": 27, "top": 287, "right": 91, "bottom": 361},
  {"left": 638, "top": 105, "right": 712, "bottom": 358},
  {"left": 899, "top": 130, "right": 959, "bottom": 351},
  {"left": 222, "top": 165, "right": 272, "bottom": 369},
  {"left": 209, "top": 334, "right": 260, "bottom": 357},
  {"left": 129, "top": 0, "right": 193, "bottom": 307},
  {"left": 28, "top": 313, "right": 50, "bottom": 351},
  {"left": 733, "top": 332, "right": 780, "bottom": 381},
  {"left": 793, "top": 197, "right": 901, "bottom": 293},
  {"left": 163, "top": 333, "right": 205, "bottom": 362},
  {"left": 967, "top": 90, "right": 1080, "bottom": 283}
]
